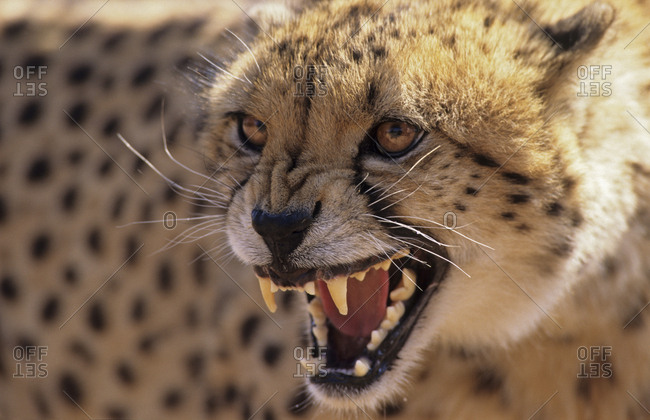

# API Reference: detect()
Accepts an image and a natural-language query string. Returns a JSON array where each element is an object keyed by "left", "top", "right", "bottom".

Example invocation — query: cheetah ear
[
  {"left": 543, "top": 2, "right": 615, "bottom": 56},
  {"left": 246, "top": 3, "right": 298, "bottom": 34}
]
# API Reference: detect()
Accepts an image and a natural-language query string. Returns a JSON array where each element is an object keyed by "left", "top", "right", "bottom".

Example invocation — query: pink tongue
[{"left": 317, "top": 268, "right": 389, "bottom": 337}]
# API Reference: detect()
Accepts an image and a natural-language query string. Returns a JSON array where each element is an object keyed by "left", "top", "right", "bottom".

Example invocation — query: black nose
[{"left": 251, "top": 208, "right": 314, "bottom": 259}]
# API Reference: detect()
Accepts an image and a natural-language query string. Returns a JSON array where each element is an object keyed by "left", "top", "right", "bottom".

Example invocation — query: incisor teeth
[
  {"left": 354, "top": 358, "right": 371, "bottom": 377},
  {"left": 304, "top": 281, "right": 316, "bottom": 295},
  {"left": 256, "top": 276, "right": 277, "bottom": 313},
  {"left": 367, "top": 328, "right": 387, "bottom": 351},
  {"left": 373, "top": 259, "right": 392, "bottom": 272},
  {"left": 381, "top": 301, "right": 405, "bottom": 330},
  {"left": 270, "top": 282, "right": 279, "bottom": 293},
  {"left": 350, "top": 270, "right": 367, "bottom": 281},
  {"left": 313, "top": 325, "right": 328, "bottom": 347},
  {"left": 326, "top": 275, "right": 348, "bottom": 315},
  {"left": 389, "top": 268, "right": 417, "bottom": 302}
]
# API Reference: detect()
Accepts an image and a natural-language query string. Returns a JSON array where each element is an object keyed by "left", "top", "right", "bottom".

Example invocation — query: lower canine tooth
[
  {"left": 326, "top": 275, "right": 348, "bottom": 315},
  {"left": 256, "top": 276, "right": 277, "bottom": 313},
  {"left": 367, "top": 328, "right": 387, "bottom": 351},
  {"left": 313, "top": 325, "right": 328, "bottom": 347},
  {"left": 390, "top": 269, "right": 417, "bottom": 301},
  {"left": 354, "top": 358, "right": 371, "bottom": 377},
  {"left": 304, "top": 281, "right": 316, "bottom": 295}
]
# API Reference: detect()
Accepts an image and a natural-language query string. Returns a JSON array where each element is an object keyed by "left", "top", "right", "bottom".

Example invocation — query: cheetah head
[{"left": 199, "top": 0, "right": 615, "bottom": 412}]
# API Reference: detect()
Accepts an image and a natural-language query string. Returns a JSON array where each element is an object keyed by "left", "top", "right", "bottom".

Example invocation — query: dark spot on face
[
  {"left": 603, "top": 256, "right": 618, "bottom": 276},
  {"left": 262, "top": 343, "right": 283, "bottom": 367},
  {"left": 372, "top": 46, "right": 387, "bottom": 58},
  {"left": 87, "top": 228, "right": 102, "bottom": 254},
  {"left": 550, "top": 240, "right": 573, "bottom": 257},
  {"left": 66, "top": 101, "right": 89, "bottom": 126},
  {"left": 474, "top": 368, "right": 503, "bottom": 394},
  {"left": 576, "top": 378, "right": 591, "bottom": 400},
  {"left": 472, "top": 154, "right": 499, "bottom": 167},
  {"left": 124, "top": 235, "right": 141, "bottom": 265},
  {"left": 1, "top": 274, "right": 18, "bottom": 301},
  {"left": 276, "top": 40, "right": 289, "bottom": 54},
  {"left": 0, "top": 195, "right": 7, "bottom": 224},
  {"left": 68, "top": 149, "right": 84, "bottom": 165},
  {"left": 34, "top": 391, "right": 50, "bottom": 417},
  {"left": 88, "top": 301, "right": 107, "bottom": 332},
  {"left": 158, "top": 262, "right": 174, "bottom": 292},
  {"left": 193, "top": 253, "right": 207, "bottom": 286},
  {"left": 454, "top": 203, "right": 466, "bottom": 211},
  {"left": 162, "top": 389, "right": 184, "bottom": 409},
  {"left": 204, "top": 391, "right": 219, "bottom": 414},
  {"left": 103, "top": 31, "right": 128, "bottom": 51},
  {"left": 4, "top": 20, "right": 28, "bottom": 39},
  {"left": 562, "top": 176, "right": 576, "bottom": 191},
  {"left": 27, "top": 157, "right": 50, "bottom": 182},
  {"left": 147, "top": 22, "right": 174, "bottom": 45},
  {"left": 111, "top": 193, "right": 126, "bottom": 220},
  {"left": 106, "top": 407, "right": 128, "bottom": 419},
  {"left": 508, "top": 194, "right": 530, "bottom": 204},
  {"left": 222, "top": 384, "right": 238, "bottom": 405},
  {"left": 63, "top": 265, "right": 78, "bottom": 285},
  {"left": 19, "top": 101, "right": 43, "bottom": 125},
  {"left": 130, "top": 295, "right": 146, "bottom": 322},
  {"left": 96, "top": 158, "right": 112, "bottom": 177},
  {"left": 144, "top": 93, "right": 164, "bottom": 121},
  {"left": 547, "top": 202, "right": 564, "bottom": 216},
  {"left": 41, "top": 295, "right": 60, "bottom": 322},
  {"left": 465, "top": 187, "right": 477, "bottom": 195},
  {"left": 484, "top": 15, "right": 494, "bottom": 28},
  {"left": 60, "top": 373, "right": 83, "bottom": 405},
  {"left": 102, "top": 116, "right": 120, "bottom": 137},
  {"left": 68, "top": 63, "right": 93, "bottom": 85},
  {"left": 502, "top": 172, "right": 529, "bottom": 185},
  {"left": 116, "top": 361, "right": 136, "bottom": 385},
  {"left": 240, "top": 315, "right": 261, "bottom": 347},
  {"left": 69, "top": 340, "right": 94, "bottom": 364},
  {"left": 186, "top": 352, "right": 204, "bottom": 380},
  {"left": 132, "top": 64, "right": 156, "bottom": 87},
  {"left": 31, "top": 233, "right": 51, "bottom": 259},
  {"left": 501, "top": 212, "right": 515, "bottom": 220},
  {"left": 516, "top": 223, "right": 530, "bottom": 232},
  {"left": 571, "top": 210, "right": 583, "bottom": 227},
  {"left": 61, "top": 186, "right": 78, "bottom": 212}
]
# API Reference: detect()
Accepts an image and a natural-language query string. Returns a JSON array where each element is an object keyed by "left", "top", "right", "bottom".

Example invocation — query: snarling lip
[{"left": 254, "top": 246, "right": 449, "bottom": 389}]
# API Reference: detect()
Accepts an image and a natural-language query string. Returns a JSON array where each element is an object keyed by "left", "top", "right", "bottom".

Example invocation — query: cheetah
[{"left": 2, "top": 0, "right": 650, "bottom": 419}]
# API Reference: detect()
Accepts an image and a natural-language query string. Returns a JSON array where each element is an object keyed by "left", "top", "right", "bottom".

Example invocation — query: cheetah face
[{"left": 200, "top": 0, "right": 613, "bottom": 411}]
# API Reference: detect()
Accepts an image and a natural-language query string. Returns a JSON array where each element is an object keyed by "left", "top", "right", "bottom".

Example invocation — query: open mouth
[{"left": 254, "top": 246, "right": 448, "bottom": 389}]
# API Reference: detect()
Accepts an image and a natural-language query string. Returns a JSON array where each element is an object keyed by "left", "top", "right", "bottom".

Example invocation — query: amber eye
[
  {"left": 374, "top": 121, "right": 423, "bottom": 156},
  {"left": 238, "top": 115, "right": 268, "bottom": 149}
]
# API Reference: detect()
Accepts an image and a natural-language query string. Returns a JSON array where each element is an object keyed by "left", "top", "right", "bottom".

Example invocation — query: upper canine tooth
[
  {"left": 304, "top": 281, "right": 316, "bottom": 295},
  {"left": 256, "top": 276, "right": 277, "bottom": 313},
  {"left": 326, "top": 275, "right": 348, "bottom": 315}
]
